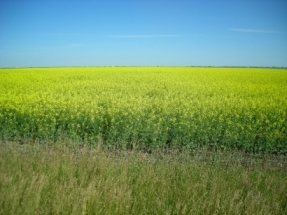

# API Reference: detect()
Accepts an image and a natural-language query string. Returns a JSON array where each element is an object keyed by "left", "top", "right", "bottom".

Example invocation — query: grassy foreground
[{"left": 1, "top": 140, "right": 286, "bottom": 215}]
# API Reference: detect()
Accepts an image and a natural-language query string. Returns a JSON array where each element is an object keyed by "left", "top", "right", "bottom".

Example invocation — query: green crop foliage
[{"left": 0, "top": 67, "right": 286, "bottom": 153}]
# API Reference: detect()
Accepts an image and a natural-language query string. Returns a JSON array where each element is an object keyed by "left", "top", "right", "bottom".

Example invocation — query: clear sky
[{"left": 0, "top": 0, "right": 286, "bottom": 67}]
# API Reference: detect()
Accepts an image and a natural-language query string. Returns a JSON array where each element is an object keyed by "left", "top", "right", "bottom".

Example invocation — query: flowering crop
[{"left": 0, "top": 67, "right": 286, "bottom": 153}]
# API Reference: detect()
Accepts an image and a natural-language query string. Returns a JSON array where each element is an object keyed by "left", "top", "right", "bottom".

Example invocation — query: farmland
[
  {"left": 1, "top": 67, "right": 287, "bottom": 214},
  {"left": 0, "top": 67, "right": 286, "bottom": 153}
]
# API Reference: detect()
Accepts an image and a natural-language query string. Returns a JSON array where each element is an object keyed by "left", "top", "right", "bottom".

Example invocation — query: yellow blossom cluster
[{"left": 0, "top": 67, "right": 286, "bottom": 153}]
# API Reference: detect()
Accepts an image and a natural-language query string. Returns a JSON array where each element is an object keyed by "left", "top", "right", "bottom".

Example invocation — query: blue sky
[{"left": 0, "top": 0, "right": 286, "bottom": 67}]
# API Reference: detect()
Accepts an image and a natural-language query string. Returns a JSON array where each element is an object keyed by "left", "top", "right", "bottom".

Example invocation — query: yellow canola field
[{"left": 0, "top": 67, "right": 286, "bottom": 153}]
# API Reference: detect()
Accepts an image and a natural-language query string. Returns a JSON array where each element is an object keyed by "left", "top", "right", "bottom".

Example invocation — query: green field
[
  {"left": 1, "top": 67, "right": 287, "bottom": 214},
  {"left": 1, "top": 67, "right": 287, "bottom": 153}
]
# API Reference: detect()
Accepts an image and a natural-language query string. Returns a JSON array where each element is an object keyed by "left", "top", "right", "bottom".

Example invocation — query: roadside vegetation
[{"left": 1, "top": 140, "right": 286, "bottom": 215}]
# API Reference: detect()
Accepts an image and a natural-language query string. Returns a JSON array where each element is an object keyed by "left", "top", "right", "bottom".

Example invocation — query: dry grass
[{"left": 0, "top": 140, "right": 286, "bottom": 215}]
